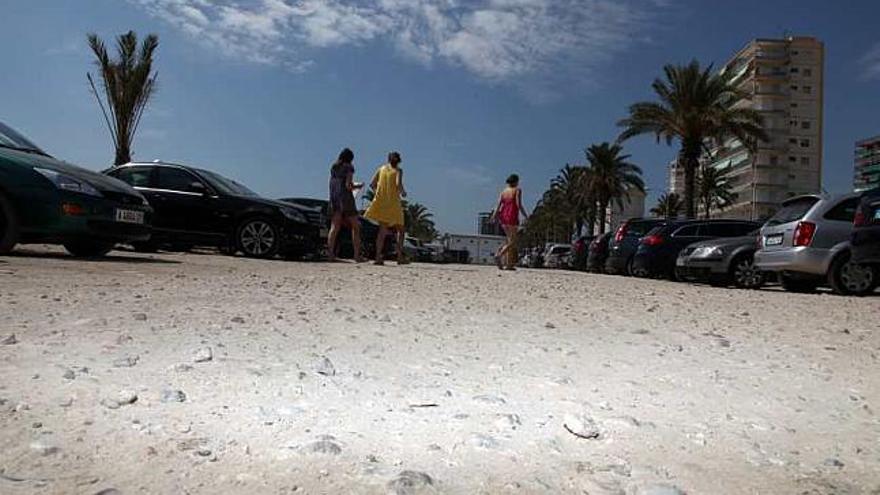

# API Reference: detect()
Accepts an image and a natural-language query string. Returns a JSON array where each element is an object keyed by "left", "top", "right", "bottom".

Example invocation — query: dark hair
[
  {"left": 506, "top": 174, "right": 519, "bottom": 186},
  {"left": 388, "top": 151, "right": 401, "bottom": 163},
  {"left": 337, "top": 148, "right": 354, "bottom": 164}
]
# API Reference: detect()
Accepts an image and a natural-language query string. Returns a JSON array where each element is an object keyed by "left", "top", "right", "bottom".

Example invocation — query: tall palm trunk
[{"left": 680, "top": 138, "right": 701, "bottom": 219}]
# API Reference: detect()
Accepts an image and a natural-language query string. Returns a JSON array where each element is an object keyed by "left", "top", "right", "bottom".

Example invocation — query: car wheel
[
  {"left": 64, "top": 241, "right": 114, "bottom": 257},
  {"left": 236, "top": 218, "right": 279, "bottom": 259},
  {"left": 828, "top": 251, "right": 876, "bottom": 296},
  {"left": 625, "top": 257, "right": 637, "bottom": 277},
  {"left": 131, "top": 241, "right": 159, "bottom": 253},
  {"left": 0, "top": 192, "right": 20, "bottom": 255},
  {"left": 730, "top": 254, "right": 764, "bottom": 289},
  {"left": 779, "top": 274, "right": 818, "bottom": 293}
]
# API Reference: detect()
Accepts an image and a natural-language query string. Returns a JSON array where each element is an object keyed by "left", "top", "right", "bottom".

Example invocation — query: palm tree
[
  {"left": 405, "top": 202, "right": 437, "bottom": 242},
  {"left": 617, "top": 60, "right": 767, "bottom": 218},
  {"left": 650, "top": 192, "right": 683, "bottom": 219},
  {"left": 585, "top": 142, "right": 645, "bottom": 234},
  {"left": 87, "top": 31, "right": 159, "bottom": 165},
  {"left": 551, "top": 164, "right": 595, "bottom": 236},
  {"left": 697, "top": 165, "right": 737, "bottom": 219}
]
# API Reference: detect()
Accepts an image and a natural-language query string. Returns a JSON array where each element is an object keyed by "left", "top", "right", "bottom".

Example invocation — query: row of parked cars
[
  {"left": 0, "top": 120, "right": 395, "bottom": 259},
  {"left": 577, "top": 191, "right": 880, "bottom": 295}
]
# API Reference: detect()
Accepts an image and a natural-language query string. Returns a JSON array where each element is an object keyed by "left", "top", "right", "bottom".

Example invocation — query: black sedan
[
  {"left": 632, "top": 219, "right": 760, "bottom": 280},
  {"left": 1, "top": 121, "right": 152, "bottom": 257},
  {"left": 278, "top": 197, "right": 395, "bottom": 259},
  {"left": 852, "top": 187, "right": 880, "bottom": 268},
  {"left": 106, "top": 162, "right": 322, "bottom": 258}
]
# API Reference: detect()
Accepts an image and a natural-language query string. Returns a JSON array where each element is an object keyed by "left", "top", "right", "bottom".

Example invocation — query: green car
[{"left": 0, "top": 121, "right": 152, "bottom": 257}]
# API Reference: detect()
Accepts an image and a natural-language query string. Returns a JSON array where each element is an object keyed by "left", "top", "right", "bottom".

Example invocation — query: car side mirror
[{"left": 188, "top": 181, "right": 207, "bottom": 194}]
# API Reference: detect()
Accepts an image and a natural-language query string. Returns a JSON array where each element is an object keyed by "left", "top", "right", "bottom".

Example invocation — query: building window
[
  {"left": 800, "top": 156, "right": 810, "bottom": 165},
  {"left": 770, "top": 155, "right": 778, "bottom": 165},
  {"left": 790, "top": 67, "right": 799, "bottom": 73},
  {"left": 789, "top": 138, "right": 798, "bottom": 144},
  {"left": 801, "top": 121, "right": 811, "bottom": 130},
  {"left": 789, "top": 120, "right": 798, "bottom": 127},
  {"left": 788, "top": 174, "right": 796, "bottom": 179},
  {"left": 788, "top": 156, "right": 797, "bottom": 163},
  {"left": 790, "top": 102, "right": 799, "bottom": 108},
  {"left": 803, "top": 68, "right": 812, "bottom": 77},
  {"left": 803, "top": 86, "right": 812, "bottom": 94},
  {"left": 792, "top": 50, "right": 800, "bottom": 55},
  {"left": 790, "top": 85, "right": 799, "bottom": 91},
  {"left": 800, "top": 139, "right": 810, "bottom": 148}
]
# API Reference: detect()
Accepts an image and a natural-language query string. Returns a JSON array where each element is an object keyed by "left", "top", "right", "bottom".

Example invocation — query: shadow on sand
[{"left": 5, "top": 249, "right": 181, "bottom": 265}]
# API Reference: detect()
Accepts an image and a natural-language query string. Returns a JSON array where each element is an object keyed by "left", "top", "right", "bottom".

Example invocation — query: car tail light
[
  {"left": 792, "top": 221, "right": 816, "bottom": 247},
  {"left": 641, "top": 234, "right": 664, "bottom": 246},
  {"left": 62, "top": 203, "right": 85, "bottom": 216},
  {"left": 854, "top": 208, "right": 866, "bottom": 227},
  {"left": 614, "top": 222, "right": 628, "bottom": 243}
]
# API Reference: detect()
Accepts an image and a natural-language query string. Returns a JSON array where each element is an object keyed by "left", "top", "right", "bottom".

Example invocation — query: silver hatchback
[{"left": 754, "top": 193, "right": 877, "bottom": 295}]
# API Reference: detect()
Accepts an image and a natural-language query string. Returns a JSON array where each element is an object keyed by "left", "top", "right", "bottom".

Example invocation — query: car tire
[
  {"left": 236, "top": 217, "right": 279, "bottom": 259},
  {"left": 0, "top": 192, "right": 20, "bottom": 255},
  {"left": 625, "top": 257, "right": 637, "bottom": 277},
  {"left": 64, "top": 241, "right": 114, "bottom": 257},
  {"left": 730, "top": 253, "right": 764, "bottom": 289},
  {"left": 779, "top": 274, "right": 818, "bottom": 293},
  {"left": 828, "top": 251, "right": 876, "bottom": 296},
  {"left": 131, "top": 241, "right": 159, "bottom": 253}
]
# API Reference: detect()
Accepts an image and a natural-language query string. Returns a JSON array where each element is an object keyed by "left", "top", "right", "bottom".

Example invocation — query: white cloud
[
  {"left": 864, "top": 43, "right": 880, "bottom": 79},
  {"left": 131, "top": 0, "right": 663, "bottom": 89}
]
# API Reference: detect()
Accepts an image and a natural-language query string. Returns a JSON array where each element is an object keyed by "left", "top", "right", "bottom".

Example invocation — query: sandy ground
[{"left": 0, "top": 246, "right": 878, "bottom": 495}]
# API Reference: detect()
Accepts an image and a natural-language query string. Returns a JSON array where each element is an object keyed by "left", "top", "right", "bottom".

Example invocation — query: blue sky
[{"left": 3, "top": 0, "right": 880, "bottom": 233}]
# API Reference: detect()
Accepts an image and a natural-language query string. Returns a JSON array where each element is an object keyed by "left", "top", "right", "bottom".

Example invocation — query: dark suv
[
  {"left": 604, "top": 218, "right": 667, "bottom": 275},
  {"left": 106, "top": 162, "right": 321, "bottom": 258},
  {"left": 852, "top": 188, "right": 880, "bottom": 269},
  {"left": 632, "top": 219, "right": 760, "bottom": 279}
]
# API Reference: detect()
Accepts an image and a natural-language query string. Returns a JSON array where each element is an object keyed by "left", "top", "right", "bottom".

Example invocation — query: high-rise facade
[
  {"left": 667, "top": 159, "right": 685, "bottom": 197},
  {"left": 704, "top": 36, "right": 824, "bottom": 220},
  {"left": 854, "top": 135, "right": 880, "bottom": 192}
]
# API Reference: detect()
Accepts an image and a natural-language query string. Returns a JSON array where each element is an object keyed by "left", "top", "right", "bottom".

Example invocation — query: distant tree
[
  {"left": 585, "top": 142, "right": 645, "bottom": 233},
  {"left": 551, "top": 164, "right": 595, "bottom": 236},
  {"left": 618, "top": 60, "right": 767, "bottom": 218},
  {"left": 87, "top": 31, "right": 159, "bottom": 165},
  {"left": 697, "top": 165, "right": 738, "bottom": 218},
  {"left": 650, "top": 192, "right": 683, "bottom": 219},
  {"left": 405, "top": 202, "right": 437, "bottom": 242}
]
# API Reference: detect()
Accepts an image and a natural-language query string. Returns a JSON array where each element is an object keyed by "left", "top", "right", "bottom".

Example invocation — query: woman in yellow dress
[{"left": 364, "top": 151, "right": 408, "bottom": 265}]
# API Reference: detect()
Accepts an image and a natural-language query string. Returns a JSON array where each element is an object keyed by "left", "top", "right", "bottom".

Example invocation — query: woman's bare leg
[
  {"left": 503, "top": 225, "right": 518, "bottom": 269},
  {"left": 375, "top": 224, "right": 388, "bottom": 264},
  {"left": 348, "top": 216, "right": 363, "bottom": 262},
  {"left": 327, "top": 212, "right": 343, "bottom": 261},
  {"left": 396, "top": 227, "right": 408, "bottom": 263}
]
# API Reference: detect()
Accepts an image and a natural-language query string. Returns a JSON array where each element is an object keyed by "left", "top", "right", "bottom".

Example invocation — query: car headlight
[
  {"left": 34, "top": 167, "right": 102, "bottom": 197},
  {"left": 280, "top": 206, "right": 308, "bottom": 223},
  {"left": 692, "top": 246, "right": 723, "bottom": 258}
]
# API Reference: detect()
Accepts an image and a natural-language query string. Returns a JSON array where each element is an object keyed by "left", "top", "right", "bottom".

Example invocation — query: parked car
[
  {"left": 106, "top": 162, "right": 321, "bottom": 259},
  {"left": 278, "top": 197, "right": 396, "bottom": 259},
  {"left": 852, "top": 188, "right": 880, "bottom": 269},
  {"left": 605, "top": 218, "right": 667, "bottom": 275},
  {"left": 586, "top": 232, "right": 613, "bottom": 273},
  {"left": 632, "top": 219, "right": 760, "bottom": 279},
  {"left": 755, "top": 193, "right": 876, "bottom": 295},
  {"left": 675, "top": 230, "right": 765, "bottom": 288},
  {"left": 543, "top": 243, "right": 572, "bottom": 268},
  {"left": 0, "top": 121, "right": 152, "bottom": 257},
  {"left": 403, "top": 236, "right": 434, "bottom": 262},
  {"left": 570, "top": 235, "right": 593, "bottom": 271}
]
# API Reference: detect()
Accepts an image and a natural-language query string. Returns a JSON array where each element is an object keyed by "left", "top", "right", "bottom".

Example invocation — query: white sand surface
[{"left": 0, "top": 246, "right": 878, "bottom": 494}]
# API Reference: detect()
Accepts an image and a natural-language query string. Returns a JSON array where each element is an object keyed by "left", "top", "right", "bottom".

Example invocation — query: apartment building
[
  {"left": 667, "top": 159, "right": 685, "bottom": 197},
  {"left": 704, "top": 36, "right": 824, "bottom": 220},
  {"left": 854, "top": 135, "right": 880, "bottom": 192}
]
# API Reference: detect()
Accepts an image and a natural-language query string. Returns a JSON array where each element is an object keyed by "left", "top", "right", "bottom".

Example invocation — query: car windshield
[
  {"left": 198, "top": 169, "right": 258, "bottom": 197},
  {"left": 765, "top": 197, "right": 819, "bottom": 226},
  {"left": 0, "top": 121, "right": 49, "bottom": 156}
]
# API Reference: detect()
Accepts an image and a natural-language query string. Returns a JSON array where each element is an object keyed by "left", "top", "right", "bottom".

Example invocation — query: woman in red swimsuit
[{"left": 491, "top": 174, "right": 529, "bottom": 270}]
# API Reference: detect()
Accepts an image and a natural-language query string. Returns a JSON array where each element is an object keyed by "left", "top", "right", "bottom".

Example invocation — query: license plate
[
  {"left": 115, "top": 209, "right": 144, "bottom": 224},
  {"left": 765, "top": 234, "right": 783, "bottom": 246},
  {"left": 319, "top": 228, "right": 329, "bottom": 238}
]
